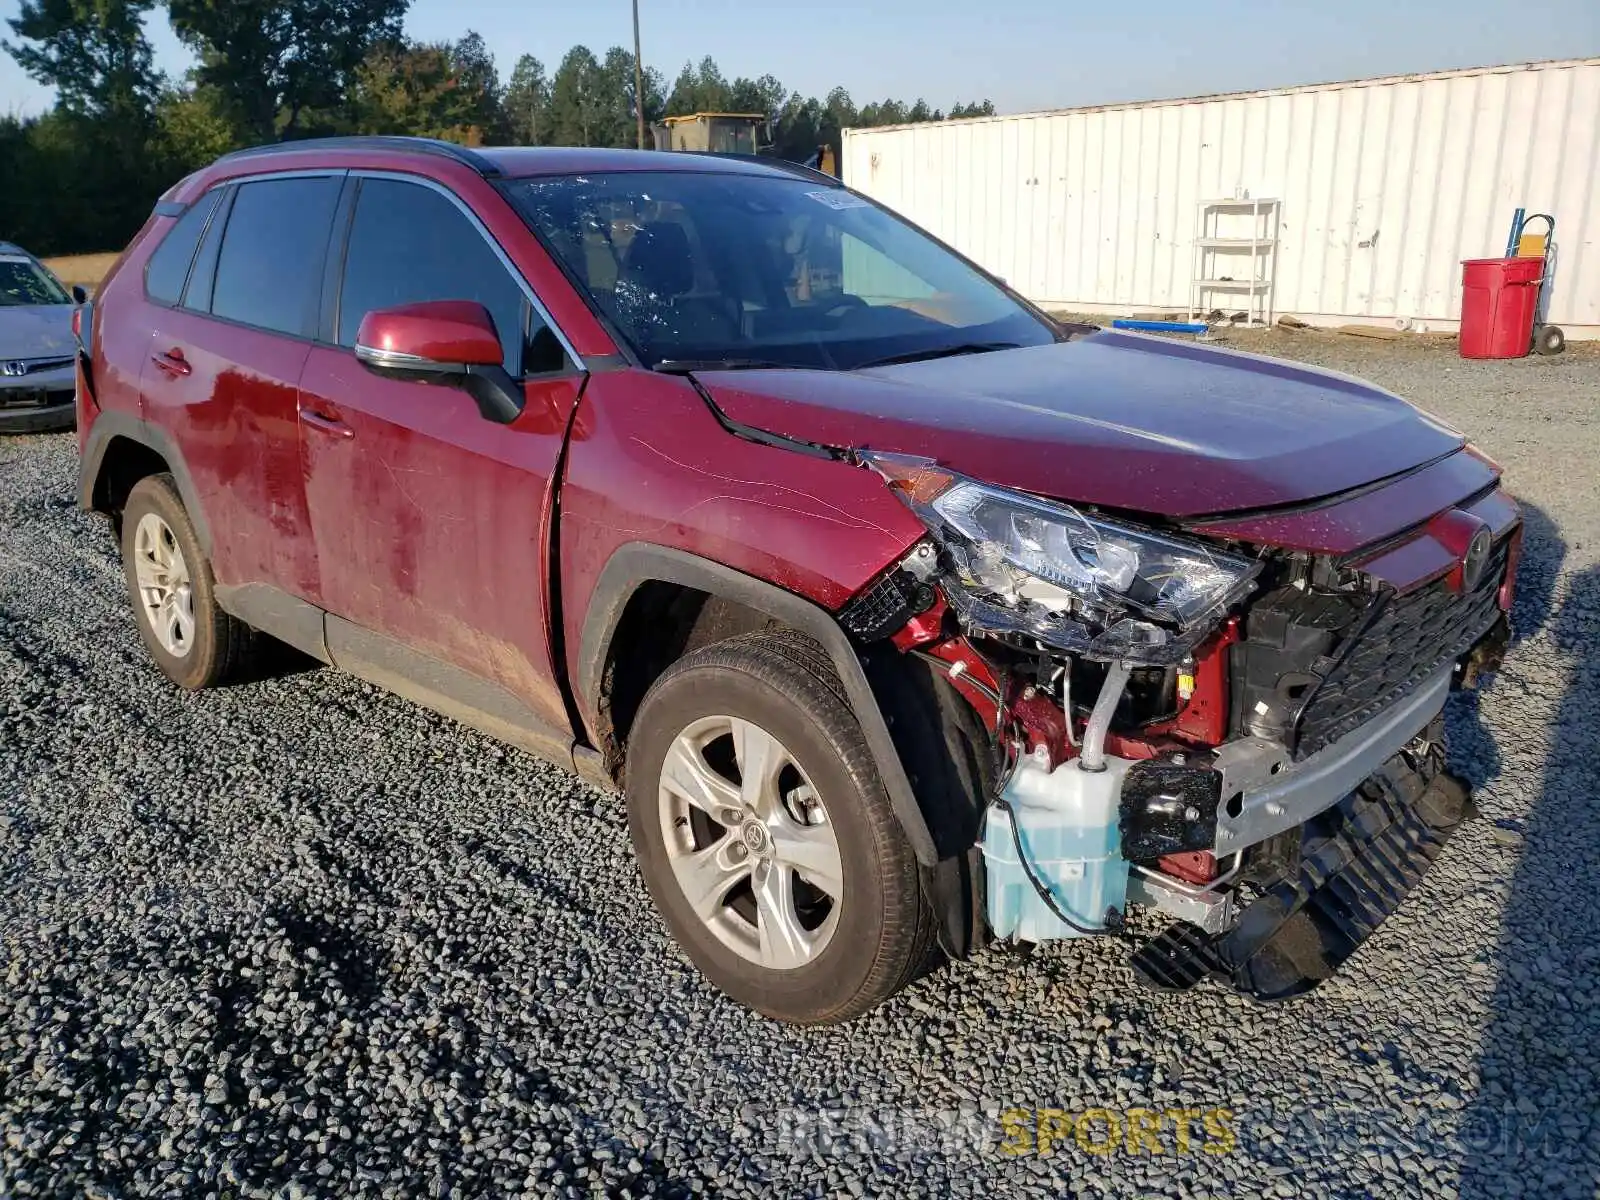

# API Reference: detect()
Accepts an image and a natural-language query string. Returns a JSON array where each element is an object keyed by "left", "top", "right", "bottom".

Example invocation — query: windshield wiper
[
  {"left": 854, "top": 341, "right": 1022, "bottom": 369},
  {"left": 652, "top": 358, "right": 794, "bottom": 375}
]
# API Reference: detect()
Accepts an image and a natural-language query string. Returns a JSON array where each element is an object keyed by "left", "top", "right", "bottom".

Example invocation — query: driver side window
[{"left": 337, "top": 178, "right": 568, "bottom": 376}]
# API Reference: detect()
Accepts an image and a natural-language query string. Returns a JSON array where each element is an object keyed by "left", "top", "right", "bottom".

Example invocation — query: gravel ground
[{"left": 3, "top": 335, "right": 1598, "bottom": 1199}]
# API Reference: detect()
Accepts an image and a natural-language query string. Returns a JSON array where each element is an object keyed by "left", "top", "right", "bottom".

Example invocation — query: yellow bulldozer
[{"left": 651, "top": 112, "right": 837, "bottom": 176}]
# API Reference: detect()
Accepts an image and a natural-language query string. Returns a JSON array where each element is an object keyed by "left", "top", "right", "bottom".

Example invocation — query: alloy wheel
[
  {"left": 657, "top": 714, "right": 844, "bottom": 970},
  {"left": 132, "top": 512, "right": 195, "bottom": 658}
]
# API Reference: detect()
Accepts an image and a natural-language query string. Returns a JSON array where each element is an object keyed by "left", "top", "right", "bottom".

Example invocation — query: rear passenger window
[
  {"left": 338, "top": 178, "right": 566, "bottom": 376},
  {"left": 144, "top": 192, "right": 219, "bottom": 305},
  {"left": 211, "top": 176, "right": 342, "bottom": 338}
]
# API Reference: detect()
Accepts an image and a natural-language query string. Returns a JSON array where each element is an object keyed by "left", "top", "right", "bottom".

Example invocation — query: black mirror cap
[
  {"left": 462, "top": 365, "right": 524, "bottom": 425},
  {"left": 355, "top": 352, "right": 523, "bottom": 426}
]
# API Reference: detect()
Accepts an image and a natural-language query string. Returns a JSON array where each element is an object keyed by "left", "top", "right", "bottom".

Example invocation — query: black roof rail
[
  {"left": 215, "top": 135, "right": 502, "bottom": 178},
  {"left": 684, "top": 152, "right": 843, "bottom": 186}
]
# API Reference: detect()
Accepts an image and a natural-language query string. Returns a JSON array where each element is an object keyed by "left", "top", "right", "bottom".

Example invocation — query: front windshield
[
  {"left": 0, "top": 258, "right": 71, "bottom": 307},
  {"left": 503, "top": 171, "right": 1056, "bottom": 370}
]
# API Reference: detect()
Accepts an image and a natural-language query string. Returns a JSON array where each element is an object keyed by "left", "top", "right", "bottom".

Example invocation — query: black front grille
[
  {"left": 1294, "top": 537, "right": 1510, "bottom": 757},
  {"left": 840, "top": 570, "right": 932, "bottom": 641}
]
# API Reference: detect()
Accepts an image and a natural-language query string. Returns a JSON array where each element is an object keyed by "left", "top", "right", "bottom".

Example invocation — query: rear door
[
  {"left": 298, "top": 173, "right": 583, "bottom": 730},
  {"left": 139, "top": 172, "right": 344, "bottom": 602}
]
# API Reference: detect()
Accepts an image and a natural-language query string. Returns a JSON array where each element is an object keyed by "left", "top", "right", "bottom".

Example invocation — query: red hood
[{"left": 699, "top": 331, "right": 1464, "bottom": 518}]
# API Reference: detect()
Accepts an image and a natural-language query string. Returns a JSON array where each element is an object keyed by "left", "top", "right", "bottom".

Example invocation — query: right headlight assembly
[{"left": 862, "top": 452, "right": 1261, "bottom": 663}]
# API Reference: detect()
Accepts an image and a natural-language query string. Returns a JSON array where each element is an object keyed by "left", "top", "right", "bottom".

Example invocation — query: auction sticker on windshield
[{"left": 806, "top": 190, "right": 871, "bottom": 209}]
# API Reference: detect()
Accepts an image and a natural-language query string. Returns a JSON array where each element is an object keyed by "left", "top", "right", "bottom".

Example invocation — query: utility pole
[{"left": 632, "top": 0, "right": 647, "bottom": 150}]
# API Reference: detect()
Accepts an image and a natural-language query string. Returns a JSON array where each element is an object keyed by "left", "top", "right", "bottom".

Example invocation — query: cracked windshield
[
  {"left": 0, "top": 258, "right": 70, "bottom": 306},
  {"left": 506, "top": 171, "right": 1055, "bottom": 369}
]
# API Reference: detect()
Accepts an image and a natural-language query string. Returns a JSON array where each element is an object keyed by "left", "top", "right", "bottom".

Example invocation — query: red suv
[{"left": 78, "top": 137, "right": 1518, "bottom": 1023}]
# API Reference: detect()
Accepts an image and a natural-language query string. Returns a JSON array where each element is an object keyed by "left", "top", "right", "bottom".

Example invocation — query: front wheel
[{"left": 625, "top": 631, "right": 935, "bottom": 1024}]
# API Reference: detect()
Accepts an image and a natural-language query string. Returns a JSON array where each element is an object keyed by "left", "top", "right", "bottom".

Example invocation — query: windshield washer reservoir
[{"left": 983, "top": 748, "right": 1132, "bottom": 942}]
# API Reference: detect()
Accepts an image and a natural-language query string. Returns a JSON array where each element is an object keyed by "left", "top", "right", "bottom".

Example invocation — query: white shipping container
[{"left": 843, "top": 58, "right": 1600, "bottom": 337}]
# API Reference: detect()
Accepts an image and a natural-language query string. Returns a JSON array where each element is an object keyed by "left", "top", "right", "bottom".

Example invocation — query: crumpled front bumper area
[{"left": 1130, "top": 735, "right": 1473, "bottom": 1001}]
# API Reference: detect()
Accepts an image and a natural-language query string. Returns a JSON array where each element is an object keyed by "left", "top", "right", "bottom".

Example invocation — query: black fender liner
[
  {"left": 78, "top": 410, "right": 214, "bottom": 554},
  {"left": 577, "top": 542, "right": 939, "bottom": 866}
]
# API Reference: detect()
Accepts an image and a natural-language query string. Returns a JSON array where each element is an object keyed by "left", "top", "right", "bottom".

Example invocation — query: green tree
[
  {"left": 770, "top": 92, "right": 824, "bottom": 161},
  {"left": 548, "top": 45, "right": 605, "bottom": 146},
  {"left": 596, "top": 46, "right": 661, "bottom": 148},
  {"left": 3, "top": 0, "right": 159, "bottom": 121},
  {"left": 665, "top": 61, "right": 694, "bottom": 116},
  {"left": 352, "top": 39, "right": 481, "bottom": 142},
  {"left": 0, "top": 114, "right": 74, "bottom": 253},
  {"left": 641, "top": 65, "right": 668, "bottom": 130},
  {"left": 155, "top": 82, "right": 239, "bottom": 173},
  {"left": 503, "top": 53, "right": 550, "bottom": 145},
  {"left": 858, "top": 99, "right": 907, "bottom": 127},
  {"left": 0, "top": 109, "right": 146, "bottom": 254},
  {"left": 3, "top": 0, "right": 164, "bottom": 251},
  {"left": 823, "top": 86, "right": 856, "bottom": 131},
  {"left": 948, "top": 99, "right": 996, "bottom": 119},
  {"left": 726, "top": 73, "right": 784, "bottom": 118},
  {"left": 450, "top": 30, "right": 505, "bottom": 142},
  {"left": 167, "top": 0, "right": 409, "bottom": 142},
  {"left": 665, "top": 55, "right": 731, "bottom": 117},
  {"left": 2, "top": 20, "right": 1001, "bottom": 256}
]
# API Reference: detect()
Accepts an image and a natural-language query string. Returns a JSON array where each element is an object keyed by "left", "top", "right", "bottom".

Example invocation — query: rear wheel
[
  {"left": 120, "top": 474, "right": 257, "bottom": 689},
  {"left": 625, "top": 631, "right": 935, "bottom": 1023}
]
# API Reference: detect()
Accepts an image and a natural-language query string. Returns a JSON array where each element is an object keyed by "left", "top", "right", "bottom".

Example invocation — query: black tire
[
  {"left": 120, "top": 474, "right": 257, "bottom": 690},
  {"left": 625, "top": 630, "right": 936, "bottom": 1024},
  {"left": 1533, "top": 324, "right": 1565, "bottom": 356}
]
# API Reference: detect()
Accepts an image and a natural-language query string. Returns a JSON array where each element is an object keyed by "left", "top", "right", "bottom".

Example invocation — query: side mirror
[
  {"left": 71, "top": 284, "right": 88, "bottom": 304},
  {"left": 354, "top": 300, "right": 521, "bottom": 423}
]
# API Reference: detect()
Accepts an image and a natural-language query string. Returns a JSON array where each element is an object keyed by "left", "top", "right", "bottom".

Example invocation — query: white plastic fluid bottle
[{"left": 981, "top": 745, "right": 1132, "bottom": 942}]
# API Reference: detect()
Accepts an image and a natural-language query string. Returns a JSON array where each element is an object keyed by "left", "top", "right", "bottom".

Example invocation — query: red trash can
[{"left": 1459, "top": 256, "right": 1543, "bottom": 359}]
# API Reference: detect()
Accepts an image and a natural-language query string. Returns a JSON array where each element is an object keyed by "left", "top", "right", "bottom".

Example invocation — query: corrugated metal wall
[{"left": 843, "top": 59, "right": 1600, "bottom": 335}]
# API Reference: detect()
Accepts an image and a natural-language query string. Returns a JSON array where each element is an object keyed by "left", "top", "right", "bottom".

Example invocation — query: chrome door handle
[
  {"left": 151, "top": 349, "right": 191, "bottom": 377},
  {"left": 300, "top": 409, "right": 353, "bottom": 438}
]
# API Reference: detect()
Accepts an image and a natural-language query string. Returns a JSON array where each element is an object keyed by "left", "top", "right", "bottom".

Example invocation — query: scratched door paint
[
  {"left": 297, "top": 174, "right": 581, "bottom": 729},
  {"left": 298, "top": 345, "right": 580, "bottom": 729}
]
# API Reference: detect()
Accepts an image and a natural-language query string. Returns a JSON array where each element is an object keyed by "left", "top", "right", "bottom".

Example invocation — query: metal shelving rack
[{"left": 1190, "top": 197, "right": 1280, "bottom": 326}]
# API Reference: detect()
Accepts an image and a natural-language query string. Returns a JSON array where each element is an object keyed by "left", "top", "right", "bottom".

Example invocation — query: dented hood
[{"left": 699, "top": 331, "right": 1464, "bottom": 518}]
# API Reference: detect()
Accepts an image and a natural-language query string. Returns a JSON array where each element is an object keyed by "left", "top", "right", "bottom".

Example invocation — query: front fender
[{"left": 576, "top": 542, "right": 939, "bottom": 866}]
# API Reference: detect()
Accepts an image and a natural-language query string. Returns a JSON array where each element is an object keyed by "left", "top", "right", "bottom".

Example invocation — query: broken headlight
[{"left": 863, "top": 453, "right": 1260, "bottom": 663}]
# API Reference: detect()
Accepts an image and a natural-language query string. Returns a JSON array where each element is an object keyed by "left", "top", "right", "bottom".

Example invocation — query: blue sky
[{"left": 2, "top": 0, "right": 1596, "bottom": 119}]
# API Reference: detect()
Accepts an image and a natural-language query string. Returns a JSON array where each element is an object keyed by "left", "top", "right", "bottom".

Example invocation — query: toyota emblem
[{"left": 1461, "top": 526, "right": 1493, "bottom": 592}]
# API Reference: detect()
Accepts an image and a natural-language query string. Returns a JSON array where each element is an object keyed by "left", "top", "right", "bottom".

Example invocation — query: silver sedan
[{"left": 0, "top": 244, "right": 79, "bottom": 434}]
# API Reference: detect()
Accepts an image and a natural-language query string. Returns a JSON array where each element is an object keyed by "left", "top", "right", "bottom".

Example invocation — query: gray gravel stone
[{"left": 2, "top": 335, "right": 1598, "bottom": 1198}]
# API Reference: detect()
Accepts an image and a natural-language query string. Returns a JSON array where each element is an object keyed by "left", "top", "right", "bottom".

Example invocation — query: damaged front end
[{"left": 842, "top": 452, "right": 1517, "bottom": 1001}]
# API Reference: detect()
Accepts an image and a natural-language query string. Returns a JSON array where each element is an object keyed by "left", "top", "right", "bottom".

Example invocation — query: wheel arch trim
[
  {"left": 576, "top": 542, "right": 939, "bottom": 865},
  {"left": 78, "top": 411, "right": 213, "bottom": 554}
]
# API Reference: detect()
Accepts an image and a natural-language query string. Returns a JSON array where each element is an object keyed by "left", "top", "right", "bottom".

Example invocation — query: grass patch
[{"left": 42, "top": 252, "right": 121, "bottom": 291}]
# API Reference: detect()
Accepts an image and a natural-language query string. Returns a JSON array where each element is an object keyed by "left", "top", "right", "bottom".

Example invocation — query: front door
[{"left": 299, "top": 174, "right": 582, "bottom": 731}]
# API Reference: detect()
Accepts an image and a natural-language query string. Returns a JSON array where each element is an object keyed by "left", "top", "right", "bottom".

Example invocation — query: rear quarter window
[
  {"left": 144, "top": 193, "right": 220, "bottom": 306},
  {"left": 181, "top": 187, "right": 233, "bottom": 313},
  {"left": 210, "top": 176, "right": 342, "bottom": 338}
]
